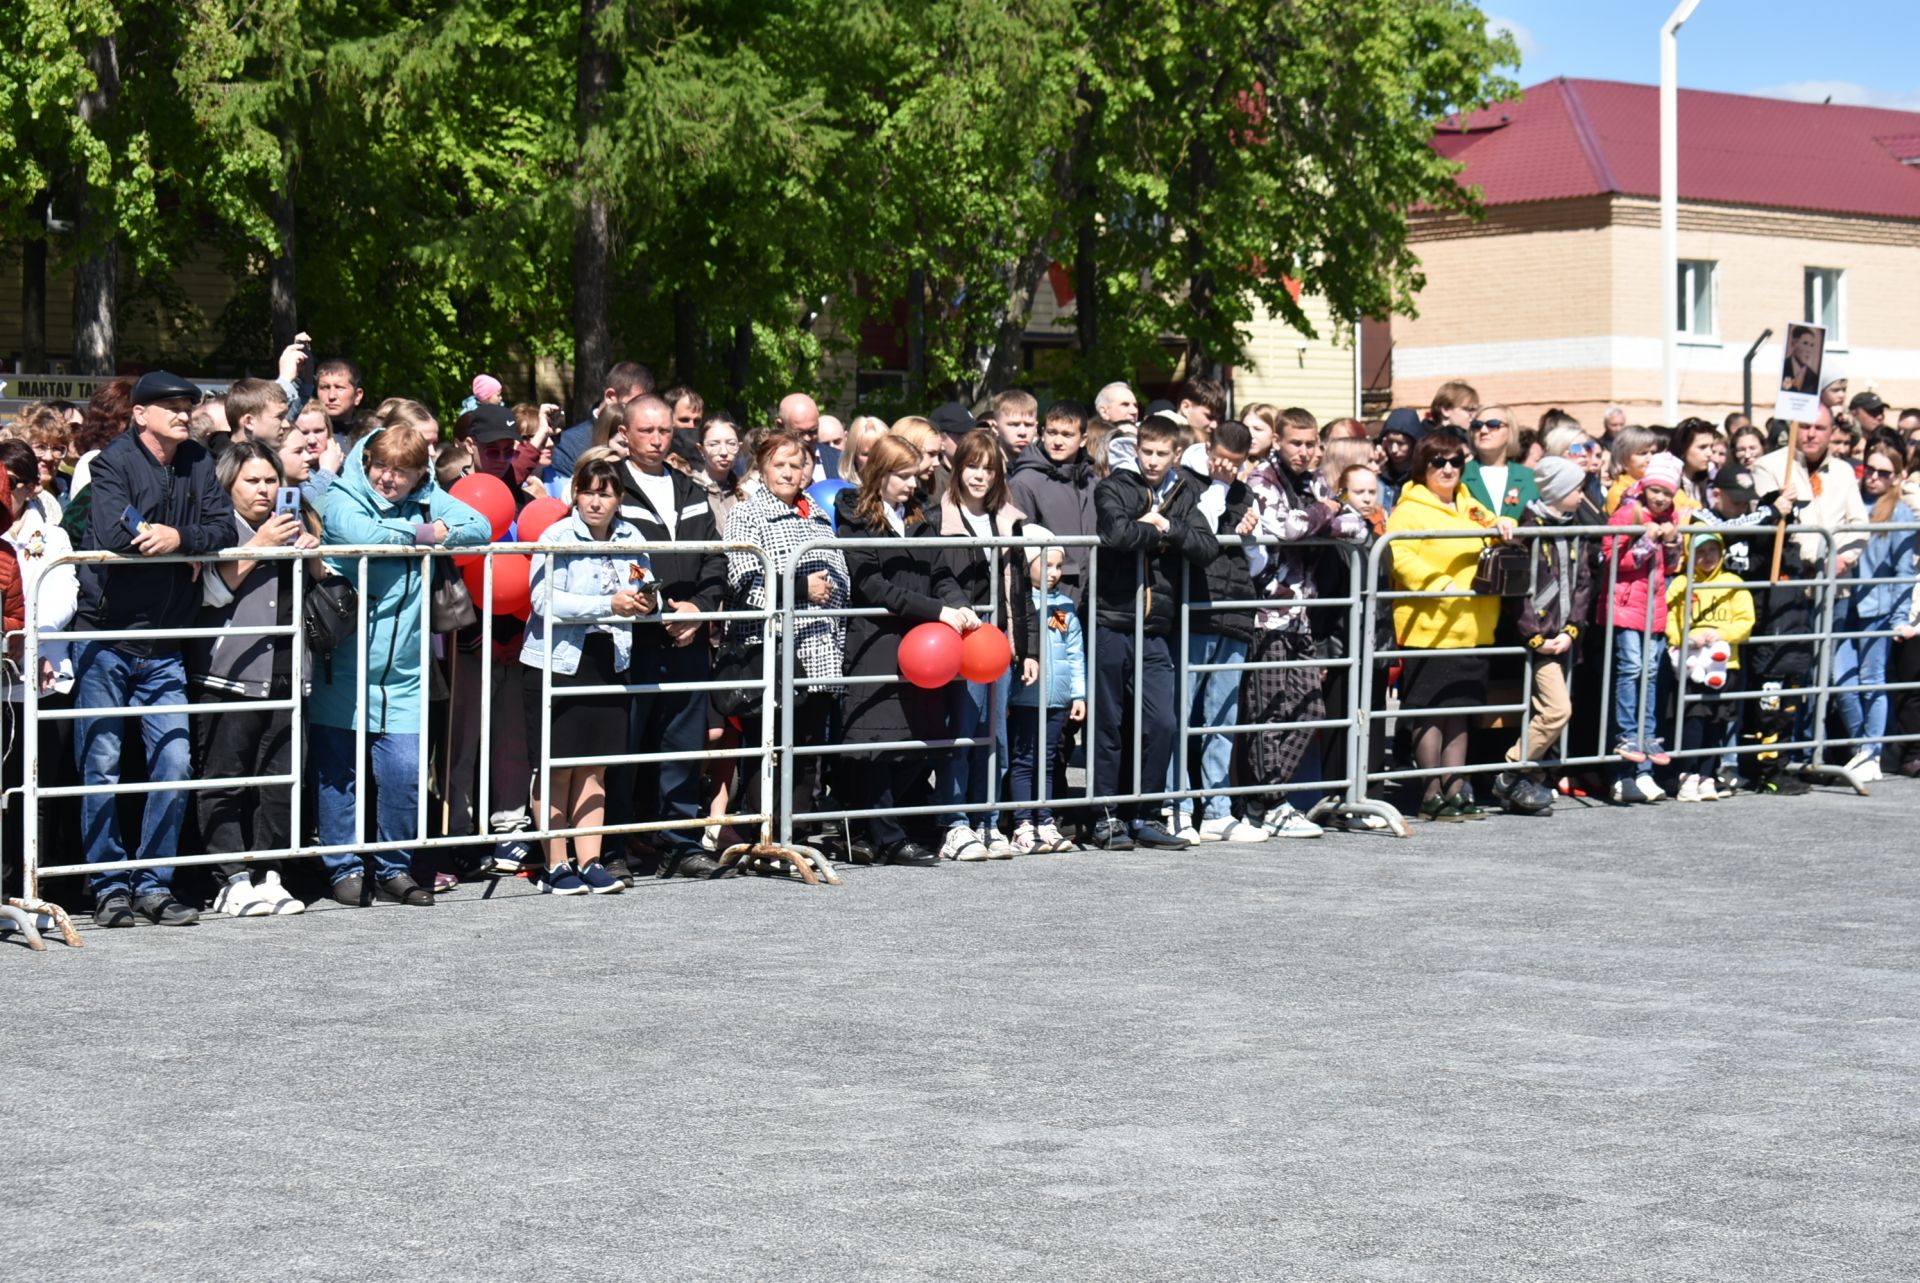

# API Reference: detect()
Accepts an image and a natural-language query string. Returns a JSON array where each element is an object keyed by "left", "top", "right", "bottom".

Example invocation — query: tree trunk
[
  {"left": 71, "top": 34, "right": 121, "bottom": 376},
  {"left": 906, "top": 267, "right": 927, "bottom": 405},
  {"left": 726, "top": 318, "right": 752, "bottom": 423},
  {"left": 21, "top": 192, "right": 48, "bottom": 372},
  {"left": 978, "top": 246, "right": 1051, "bottom": 399},
  {"left": 570, "top": 0, "right": 614, "bottom": 419},
  {"left": 673, "top": 290, "right": 697, "bottom": 385},
  {"left": 1184, "top": 138, "right": 1220, "bottom": 383},
  {"left": 268, "top": 146, "right": 298, "bottom": 353}
]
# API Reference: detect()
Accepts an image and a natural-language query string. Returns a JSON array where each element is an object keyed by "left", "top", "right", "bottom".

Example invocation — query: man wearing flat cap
[{"left": 72, "top": 370, "right": 235, "bottom": 928}]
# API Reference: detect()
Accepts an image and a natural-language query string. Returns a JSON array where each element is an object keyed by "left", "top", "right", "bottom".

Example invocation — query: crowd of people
[{"left": 2, "top": 348, "right": 1916, "bottom": 931}]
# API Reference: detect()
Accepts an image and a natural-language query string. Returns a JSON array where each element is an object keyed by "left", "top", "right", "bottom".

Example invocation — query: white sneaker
[
  {"left": 256, "top": 870, "right": 306, "bottom": 915},
  {"left": 1264, "top": 803, "right": 1324, "bottom": 839},
  {"left": 980, "top": 825, "right": 1019, "bottom": 859},
  {"left": 1035, "top": 821, "right": 1073, "bottom": 852},
  {"left": 1854, "top": 757, "right": 1883, "bottom": 783},
  {"left": 1199, "top": 815, "right": 1269, "bottom": 843},
  {"left": 1676, "top": 775, "right": 1701, "bottom": 803},
  {"left": 941, "top": 825, "right": 991, "bottom": 862},
  {"left": 1632, "top": 774, "right": 1665, "bottom": 803},
  {"left": 1169, "top": 812, "right": 1216, "bottom": 843},
  {"left": 1610, "top": 779, "right": 1631, "bottom": 804},
  {"left": 1844, "top": 747, "right": 1875, "bottom": 773},
  {"left": 213, "top": 878, "right": 272, "bottom": 918},
  {"left": 1011, "top": 822, "right": 1039, "bottom": 855},
  {"left": 1696, "top": 776, "right": 1720, "bottom": 802}
]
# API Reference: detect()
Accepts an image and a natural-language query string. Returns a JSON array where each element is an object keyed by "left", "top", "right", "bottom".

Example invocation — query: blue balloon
[{"left": 807, "top": 479, "right": 852, "bottom": 531}]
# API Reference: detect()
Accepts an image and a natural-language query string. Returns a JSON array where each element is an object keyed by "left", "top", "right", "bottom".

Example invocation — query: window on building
[
  {"left": 1804, "top": 268, "right": 1845, "bottom": 347},
  {"left": 1676, "top": 260, "right": 1717, "bottom": 339}
]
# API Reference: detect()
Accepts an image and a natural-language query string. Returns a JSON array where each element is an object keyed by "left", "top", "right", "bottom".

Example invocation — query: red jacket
[{"left": 1600, "top": 500, "right": 1682, "bottom": 633}]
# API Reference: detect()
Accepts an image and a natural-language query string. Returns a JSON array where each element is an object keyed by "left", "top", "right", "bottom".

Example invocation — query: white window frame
[
  {"left": 1805, "top": 267, "right": 1846, "bottom": 350},
  {"left": 1675, "top": 259, "right": 1718, "bottom": 343}
]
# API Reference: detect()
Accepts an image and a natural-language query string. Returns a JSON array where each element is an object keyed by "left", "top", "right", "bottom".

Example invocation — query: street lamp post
[{"left": 1662, "top": 0, "right": 1702, "bottom": 424}]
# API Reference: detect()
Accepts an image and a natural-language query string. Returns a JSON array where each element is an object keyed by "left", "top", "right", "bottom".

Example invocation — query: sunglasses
[
  {"left": 1565, "top": 441, "right": 1599, "bottom": 455},
  {"left": 1864, "top": 466, "right": 1896, "bottom": 479},
  {"left": 1429, "top": 456, "right": 1466, "bottom": 471},
  {"left": 1470, "top": 419, "right": 1507, "bottom": 431}
]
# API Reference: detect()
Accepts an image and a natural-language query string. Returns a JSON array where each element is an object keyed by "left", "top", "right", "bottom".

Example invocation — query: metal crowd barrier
[
  {"left": 10, "top": 515, "right": 1916, "bottom": 921},
  {"left": 10, "top": 541, "right": 791, "bottom": 903},
  {"left": 772, "top": 531, "right": 1382, "bottom": 848}
]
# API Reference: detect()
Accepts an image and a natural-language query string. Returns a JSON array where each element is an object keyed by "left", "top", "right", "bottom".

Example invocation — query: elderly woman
[
  {"left": 1462, "top": 404, "right": 1537, "bottom": 519},
  {"left": 722, "top": 431, "right": 850, "bottom": 846},
  {"left": 7, "top": 403, "right": 71, "bottom": 514},
  {"left": 188, "top": 441, "right": 323, "bottom": 917},
  {"left": 1384, "top": 429, "right": 1517, "bottom": 822},
  {"left": 313, "top": 426, "right": 489, "bottom": 907},
  {"left": 1540, "top": 419, "right": 1607, "bottom": 515}
]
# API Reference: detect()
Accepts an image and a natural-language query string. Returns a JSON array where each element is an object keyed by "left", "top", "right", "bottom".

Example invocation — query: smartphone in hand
[
  {"left": 275, "top": 487, "right": 302, "bottom": 519},
  {"left": 122, "top": 505, "right": 147, "bottom": 537}
]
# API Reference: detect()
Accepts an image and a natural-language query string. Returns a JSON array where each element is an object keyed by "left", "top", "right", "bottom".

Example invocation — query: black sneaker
[
  {"left": 132, "top": 893, "right": 199, "bottom": 926},
  {"left": 1088, "top": 817, "right": 1135, "bottom": 850},
  {"left": 1491, "top": 771, "right": 1554, "bottom": 815},
  {"left": 1129, "top": 820, "right": 1191, "bottom": 850},
  {"left": 600, "top": 855, "right": 637, "bottom": 887},
  {"left": 93, "top": 892, "right": 136, "bottom": 929},
  {"left": 1760, "top": 774, "right": 1812, "bottom": 796}
]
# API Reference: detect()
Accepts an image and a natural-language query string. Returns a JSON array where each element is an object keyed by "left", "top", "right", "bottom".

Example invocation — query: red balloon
[
  {"left": 898, "top": 621, "right": 962, "bottom": 689},
  {"left": 449, "top": 473, "right": 516, "bottom": 541},
  {"left": 462, "top": 552, "right": 532, "bottom": 620},
  {"left": 959, "top": 623, "right": 1012, "bottom": 684},
  {"left": 516, "top": 496, "right": 570, "bottom": 543}
]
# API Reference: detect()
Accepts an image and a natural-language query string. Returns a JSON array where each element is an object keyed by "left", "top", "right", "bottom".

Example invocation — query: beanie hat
[
  {"left": 472, "top": 374, "right": 503, "bottom": 403},
  {"left": 1021, "top": 524, "right": 1055, "bottom": 567},
  {"left": 1641, "top": 452, "right": 1684, "bottom": 493},
  {"left": 1534, "top": 456, "right": 1585, "bottom": 506}
]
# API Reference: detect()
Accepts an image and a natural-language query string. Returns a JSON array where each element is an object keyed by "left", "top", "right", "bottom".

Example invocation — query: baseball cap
[{"left": 467, "top": 403, "right": 519, "bottom": 444}]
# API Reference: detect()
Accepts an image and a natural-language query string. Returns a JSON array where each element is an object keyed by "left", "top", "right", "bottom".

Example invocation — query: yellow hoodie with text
[
  {"left": 1385, "top": 482, "right": 1503, "bottom": 650},
  {"left": 1664, "top": 565, "right": 1755, "bottom": 668}
]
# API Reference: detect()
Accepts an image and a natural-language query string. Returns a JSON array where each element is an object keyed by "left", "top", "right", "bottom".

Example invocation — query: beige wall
[
  {"left": 1, "top": 248, "right": 240, "bottom": 370},
  {"left": 1236, "top": 290, "right": 1356, "bottom": 425},
  {"left": 1392, "top": 198, "right": 1920, "bottom": 428}
]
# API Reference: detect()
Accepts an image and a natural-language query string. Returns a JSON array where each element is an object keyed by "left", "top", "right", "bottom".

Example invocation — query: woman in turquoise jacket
[{"left": 313, "top": 426, "right": 490, "bottom": 907}]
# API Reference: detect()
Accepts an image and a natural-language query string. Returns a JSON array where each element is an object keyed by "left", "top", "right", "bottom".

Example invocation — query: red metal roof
[{"left": 1436, "top": 78, "right": 1920, "bottom": 221}]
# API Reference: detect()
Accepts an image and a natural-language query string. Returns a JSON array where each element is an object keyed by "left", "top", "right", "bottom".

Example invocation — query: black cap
[
  {"left": 929, "top": 400, "right": 975, "bottom": 438},
  {"left": 130, "top": 370, "right": 202, "bottom": 405},
  {"left": 1712, "top": 462, "right": 1759, "bottom": 505},
  {"left": 467, "top": 403, "right": 519, "bottom": 444},
  {"left": 1850, "top": 390, "right": 1887, "bottom": 414}
]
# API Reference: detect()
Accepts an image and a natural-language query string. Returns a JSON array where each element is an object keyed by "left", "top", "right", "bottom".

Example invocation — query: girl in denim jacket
[
  {"left": 1008, "top": 530, "right": 1086, "bottom": 853},
  {"left": 521, "top": 451, "right": 657, "bottom": 894}
]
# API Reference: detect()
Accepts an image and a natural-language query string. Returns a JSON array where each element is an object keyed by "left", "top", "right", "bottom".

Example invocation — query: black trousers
[
  {"left": 616, "top": 640, "right": 709, "bottom": 866},
  {"left": 1092, "top": 627, "right": 1175, "bottom": 824},
  {"left": 191, "top": 678, "right": 294, "bottom": 881},
  {"left": 848, "top": 752, "right": 929, "bottom": 853}
]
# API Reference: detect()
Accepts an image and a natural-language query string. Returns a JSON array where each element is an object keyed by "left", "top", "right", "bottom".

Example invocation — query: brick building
[{"left": 1369, "top": 78, "right": 1920, "bottom": 427}]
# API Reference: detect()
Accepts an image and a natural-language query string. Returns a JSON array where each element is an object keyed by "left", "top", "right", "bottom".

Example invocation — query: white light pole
[{"left": 1661, "top": 0, "right": 1701, "bottom": 424}]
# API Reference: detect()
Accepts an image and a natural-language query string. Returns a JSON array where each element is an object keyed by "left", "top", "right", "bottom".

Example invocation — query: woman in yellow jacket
[
  {"left": 1663, "top": 530, "right": 1755, "bottom": 802},
  {"left": 1385, "top": 429, "right": 1518, "bottom": 821}
]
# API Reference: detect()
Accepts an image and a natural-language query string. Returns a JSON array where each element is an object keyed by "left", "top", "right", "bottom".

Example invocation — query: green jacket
[{"left": 1464, "top": 460, "right": 1539, "bottom": 519}]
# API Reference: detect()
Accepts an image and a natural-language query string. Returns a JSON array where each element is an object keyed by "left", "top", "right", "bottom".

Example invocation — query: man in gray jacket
[{"left": 1008, "top": 402, "right": 1097, "bottom": 612}]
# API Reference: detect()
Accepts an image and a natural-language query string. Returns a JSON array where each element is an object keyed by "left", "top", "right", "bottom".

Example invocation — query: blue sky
[{"left": 1484, "top": 1, "right": 1920, "bottom": 112}]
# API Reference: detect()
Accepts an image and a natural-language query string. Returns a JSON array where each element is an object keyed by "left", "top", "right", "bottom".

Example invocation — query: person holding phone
[{"left": 188, "top": 441, "right": 323, "bottom": 916}]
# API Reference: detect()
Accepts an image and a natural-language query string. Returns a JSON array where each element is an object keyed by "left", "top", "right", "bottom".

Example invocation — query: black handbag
[
  {"left": 709, "top": 637, "right": 763, "bottom": 719},
  {"left": 1471, "top": 542, "right": 1531, "bottom": 597},
  {"left": 302, "top": 573, "right": 361, "bottom": 665}
]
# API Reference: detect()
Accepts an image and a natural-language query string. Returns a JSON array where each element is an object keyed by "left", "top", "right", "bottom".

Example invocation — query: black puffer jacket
[{"left": 1092, "top": 469, "right": 1220, "bottom": 638}]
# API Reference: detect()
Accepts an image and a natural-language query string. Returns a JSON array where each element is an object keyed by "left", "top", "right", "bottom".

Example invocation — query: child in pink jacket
[{"left": 1601, "top": 452, "right": 1685, "bottom": 799}]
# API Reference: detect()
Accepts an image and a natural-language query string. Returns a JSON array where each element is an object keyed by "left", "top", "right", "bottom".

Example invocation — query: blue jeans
[
  {"left": 74, "top": 643, "right": 192, "bottom": 899},
  {"left": 1611, "top": 625, "right": 1669, "bottom": 774},
  {"left": 1833, "top": 614, "right": 1892, "bottom": 757},
  {"left": 1168, "top": 632, "right": 1247, "bottom": 821},
  {"left": 936, "top": 669, "right": 1011, "bottom": 829},
  {"left": 313, "top": 724, "right": 420, "bottom": 884}
]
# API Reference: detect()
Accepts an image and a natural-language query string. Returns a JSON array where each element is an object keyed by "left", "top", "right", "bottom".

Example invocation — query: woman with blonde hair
[
  {"left": 840, "top": 415, "right": 889, "bottom": 484},
  {"left": 889, "top": 415, "right": 946, "bottom": 502},
  {"left": 1320, "top": 437, "right": 1375, "bottom": 490}
]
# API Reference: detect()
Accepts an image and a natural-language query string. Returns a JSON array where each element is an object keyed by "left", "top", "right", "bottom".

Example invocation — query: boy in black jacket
[{"left": 1089, "top": 414, "right": 1220, "bottom": 849}]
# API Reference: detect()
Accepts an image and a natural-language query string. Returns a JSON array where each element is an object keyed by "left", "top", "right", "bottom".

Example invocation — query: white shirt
[
  {"left": 1479, "top": 464, "right": 1510, "bottom": 508},
  {"left": 886, "top": 504, "right": 906, "bottom": 536},
  {"left": 633, "top": 468, "right": 679, "bottom": 538},
  {"left": 960, "top": 508, "right": 992, "bottom": 539}
]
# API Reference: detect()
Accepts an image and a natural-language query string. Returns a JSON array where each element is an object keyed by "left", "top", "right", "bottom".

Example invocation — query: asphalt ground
[{"left": 4, "top": 778, "right": 1915, "bottom": 1281}]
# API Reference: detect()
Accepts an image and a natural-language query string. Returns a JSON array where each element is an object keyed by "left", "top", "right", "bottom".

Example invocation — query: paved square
[{"left": 6, "top": 780, "right": 1915, "bottom": 1281}]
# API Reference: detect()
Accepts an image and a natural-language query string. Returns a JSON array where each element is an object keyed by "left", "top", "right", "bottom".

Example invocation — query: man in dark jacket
[
  {"left": 1166, "top": 420, "right": 1265, "bottom": 843},
  {"left": 612, "top": 394, "right": 729, "bottom": 879},
  {"left": 1007, "top": 405, "right": 1098, "bottom": 612},
  {"left": 549, "top": 359, "right": 653, "bottom": 482},
  {"left": 1089, "top": 415, "right": 1219, "bottom": 850},
  {"left": 73, "top": 371, "right": 236, "bottom": 927}
]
